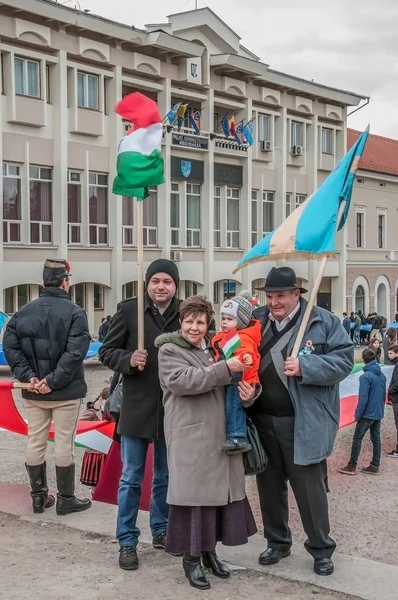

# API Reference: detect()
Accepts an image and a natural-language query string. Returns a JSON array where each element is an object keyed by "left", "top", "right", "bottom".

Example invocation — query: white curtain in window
[
  {"left": 227, "top": 198, "right": 239, "bottom": 231},
  {"left": 143, "top": 191, "right": 157, "bottom": 227},
  {"left": 14, "top": 59, "right": 24, "bottom": 95},
  {"left": 187, "top": 194, "right": 200, "bottom": 228},
  {"left": 87, "top": 75, "right": 98, "bottom": 109},
  {"left": 27, "top": 61, "right": 39, "bottom": 97},
  {"left": 77, "top": 72, "right": 85, "bottom": 107}
]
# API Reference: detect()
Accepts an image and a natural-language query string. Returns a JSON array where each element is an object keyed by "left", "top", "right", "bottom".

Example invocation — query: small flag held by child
[{"left": 219, "top": 330, "right": 242, "bottom": 359}]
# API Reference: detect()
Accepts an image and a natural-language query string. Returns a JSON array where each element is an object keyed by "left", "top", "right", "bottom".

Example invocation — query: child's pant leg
[{"left": 225, "top": 384, "right": 247, "bottom": 439}]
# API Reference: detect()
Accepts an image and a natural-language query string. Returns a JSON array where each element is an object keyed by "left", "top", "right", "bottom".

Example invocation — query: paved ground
[{"left": 0, "top": 512, "right": 360, "bottom": 600}]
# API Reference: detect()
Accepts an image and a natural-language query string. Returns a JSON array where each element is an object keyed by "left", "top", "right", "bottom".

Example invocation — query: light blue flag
[
  {"left": 0, "top": 312, "right": 7, "bottom": 334},
  {"left": 243, "top": 121, "right": 254, "bottom": 146},
  {"left": 233, "top": 127, "right": 369, "bottom": 273}
]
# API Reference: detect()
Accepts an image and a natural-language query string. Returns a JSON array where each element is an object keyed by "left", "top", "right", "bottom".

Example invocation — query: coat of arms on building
[{"left": 181, "top": 160, "right": 192, "bottom": 178}]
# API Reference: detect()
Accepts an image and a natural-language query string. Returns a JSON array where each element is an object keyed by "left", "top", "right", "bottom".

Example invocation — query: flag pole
[
  {"left": 136, "top": 198, "right": 145, "bottom": 370},
  {"left": 291, "top": 200, "right": 347, "bottom": 358}
]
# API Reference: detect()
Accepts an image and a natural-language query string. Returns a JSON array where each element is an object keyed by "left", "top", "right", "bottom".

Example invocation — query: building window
[
  {"left": 291, "top": 121, "right": 304, "bottom": 147},
  {"left": 122, "top": 196, "right": 134, "bottom": 246},
  {"left": 322, "top": 127, "right": 333, "bottom": 154},
  {"left": 251, "top": 189, "right": 258, "bottom": 246},
  {"left": 214, "top": 186, "right": 221, "bottom": 248},
  {"left": 4, "top": 284, "right": 30, "bottom": 314},
  {"left": 69, "top": 283, "right": 86, "bottom": 309},
  {"left": 213, "top": 282, "right": 219, "bottom": 304},
  {"left": 29, "top": 166, "right": 52, "bottom": 244},
  {"left": 258, "top": 114, "right": 271, "bottom": 142},
  {"left": 94, "top": 283, "right": 104, "bottom": 310},
  {"left": 377, "top": 212, "right": 386, "bottom": 249},
  {"left": 186, "top": 183, "right": 201, "bottom": 247},
  {"left": 89, "top": 172, "right": 108, "bottom": 245},
  {"left": 77, "top": 72, "right": 99, "bottom": 110},
  {"left": 123, "top": 281, "right": 138, "bottom": 299},
  {"left": 67, "top": 170, "right": 81, "bottom": 244},
  {"left": 226, "top": 187, "right": 240, "bottom": 248},
  {"left": 262, "top": 191, "right": 274, "bottom": 235},
  {"left": 356, "top": 210, "right": 365, "bottom": 248},
  {"left": 355, "top": 285, "right": 365, "bottom": 314},
  {"left": 14, "top": 57, "right": 40, "bottom": 98},
  {"left": 3, "top": 162, "right": 22, "bottom": 243},
  {"left": 143, "top": 189, "right": 158, "bottom": 246},
  {"left": 170, "top": 183, "right": 180, "bottom": 247},
  {"left": 286, "top": 193, "right": 306, "bottom": 218},
  {"left": 184, "top": 281, "right": 198, "bottom": 298}
]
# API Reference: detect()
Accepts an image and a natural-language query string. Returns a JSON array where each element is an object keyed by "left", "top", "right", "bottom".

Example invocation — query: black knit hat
[
  {"left": 145, "top": 259, "right": 180, "bottom": 287},
  {"left": 43, "top": 258, "right": 71, "bottom": 283}
]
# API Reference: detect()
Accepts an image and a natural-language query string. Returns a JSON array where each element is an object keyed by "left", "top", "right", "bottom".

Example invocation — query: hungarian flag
[
  {"left": 113, "top": 92, "right": 164, "bottom": 200},
  {"left": 219, "top": 331, "right": 241, "bottom": 359}
]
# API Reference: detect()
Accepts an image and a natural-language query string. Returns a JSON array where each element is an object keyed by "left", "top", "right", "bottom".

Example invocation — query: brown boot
[
  {"left": 361, "top": 465, "right": 379, "bottom": 475},
  {"left": 339, "top": 463, "right": 356, "bottom": 475}
]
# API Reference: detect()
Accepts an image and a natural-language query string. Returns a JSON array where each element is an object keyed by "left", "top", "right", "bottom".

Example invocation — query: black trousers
[{"left": 254, "top": 414, "right": 336, "bottom": 560}]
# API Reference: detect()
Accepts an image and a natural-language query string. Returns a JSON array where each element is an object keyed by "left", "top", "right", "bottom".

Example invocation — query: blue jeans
[
  {"left": 353, "top": 330, "right": 360, "bottom": 345},
  {"left": 117, "top": 436, "right": 169, "bottom": 547},
  {"left": 225, "top": 384, "right": 247, "bottom": 439},
  {"left": 349, "top": 418, "right": 381, "bottom": 468}
]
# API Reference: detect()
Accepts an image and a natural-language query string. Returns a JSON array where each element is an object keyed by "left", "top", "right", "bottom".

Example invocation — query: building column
[
  {"left": 202, "top": 89, "right": 215, "bottom": 301},
  {"left": 157, "top": 79, "right": 171, "bottom": 257},
  {"left": 52, "top": 51, "right": 68, "bottom": 259},
  {"left": 333, "top": 111, "right": 348, "bottom": 314},
  {"left": 241, "top": 98, "right": 252, "bottom": 291},
  {"left": 274, "top": 106, "right": 287, "bottom": 228},
  {"left": 0, "top": 117, "right": 3, "bottom": 311},
  {"left": 86, "top": 282, "right": 95, "bottom": 334},
  {"left": 106, "top": 66, "right": 123, "bottom": 313}
]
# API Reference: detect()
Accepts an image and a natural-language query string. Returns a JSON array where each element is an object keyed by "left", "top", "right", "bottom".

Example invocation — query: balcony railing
[{"left": 214, "top": 139, "right": 248, "bottom": 153}]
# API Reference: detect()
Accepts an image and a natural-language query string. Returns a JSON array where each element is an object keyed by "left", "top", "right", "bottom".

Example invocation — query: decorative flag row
[{"left": 166, "top": 101, "right": 202, "bottom": 134}]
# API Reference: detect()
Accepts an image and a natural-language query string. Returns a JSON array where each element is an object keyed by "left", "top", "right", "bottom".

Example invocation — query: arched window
[{"left": 355, "top": 285, "right": 365, "bottom": 314}]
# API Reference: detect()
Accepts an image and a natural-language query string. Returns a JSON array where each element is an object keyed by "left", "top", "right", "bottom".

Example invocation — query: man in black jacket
[
  {"left": 99, "top": 258, "right": 181, "bottom": 571},
  {"left": 3, "top": 259, "right": 92, "bottom": 516}
]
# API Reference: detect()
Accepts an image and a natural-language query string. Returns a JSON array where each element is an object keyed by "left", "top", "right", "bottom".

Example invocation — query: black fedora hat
[{"left": 255, "top": 266, "right": 308, "bottom": 294}]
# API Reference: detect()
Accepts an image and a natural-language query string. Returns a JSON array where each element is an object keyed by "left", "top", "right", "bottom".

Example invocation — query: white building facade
[{"left": 0, "top": 1, "right": 366, "bottom": 333}]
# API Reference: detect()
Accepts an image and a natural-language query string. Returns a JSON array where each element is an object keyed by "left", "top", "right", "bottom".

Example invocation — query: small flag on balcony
[
  {"left": 229, "top": 115, "right": 236, "bottom": 137},
  {"left": 219, "top": 330, "right": 242, "bottom": 359},
  {"left": 234, "top": 121, "right": 244, "bottom": 145},
  {"left": 177, "top": 103, "right": 189, "bottom": 130},
  {"left": 243, "top": 121, "right": 254, "bottom": 146},
  {"left": 221, "top": 114, "right": 230, "bottom": 138},
  {"left": 167, "top": 102, "right": 182, "bottom": 125},
  {"left": 189, "top": 111, "right": 201, "bottom": 134},
  {"left": 113, "top": 92, "right": 164, "bottom": 200}
]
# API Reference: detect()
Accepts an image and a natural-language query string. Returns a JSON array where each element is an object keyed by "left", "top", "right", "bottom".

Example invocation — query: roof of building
[{"left": 348, "top": 128, "right": 398, "bottom": 177}]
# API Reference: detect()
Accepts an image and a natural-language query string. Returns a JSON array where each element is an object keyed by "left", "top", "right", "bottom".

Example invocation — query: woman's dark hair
[
  {"left": 387, "top": 327, "right": 397, "bottom": 341},
  {"left": 180, "top": 295, "right": 214, "bottom": 326}
]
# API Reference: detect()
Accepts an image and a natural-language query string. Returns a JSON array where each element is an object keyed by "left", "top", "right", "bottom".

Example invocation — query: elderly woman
[{"left": 156, "top": 295, "right": 258, "bottom": 591}]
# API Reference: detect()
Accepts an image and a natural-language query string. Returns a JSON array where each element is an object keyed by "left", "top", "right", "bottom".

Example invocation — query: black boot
[
  {"left": 56, "top": 464, "right": 92, "bottom": 516},
  {"left": 25, "top": 463, "right": 55, "bottom": 514},
  {"left": 202, "top": 551, "right": 230, "bottom": 579},
  {"left": 182, "top": 554, "right": 211, "bottom": 590}
]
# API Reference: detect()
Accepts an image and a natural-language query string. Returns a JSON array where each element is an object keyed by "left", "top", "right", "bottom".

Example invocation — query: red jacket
[{"left": 212, "top": 319, "right": 261, "bottom": 385}]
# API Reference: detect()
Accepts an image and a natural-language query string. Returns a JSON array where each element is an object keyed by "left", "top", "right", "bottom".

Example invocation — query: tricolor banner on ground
[{"left": 0, "top": 365, "right": 393, "bottom": 452}]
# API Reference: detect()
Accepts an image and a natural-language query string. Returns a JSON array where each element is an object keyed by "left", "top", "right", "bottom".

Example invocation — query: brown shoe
[
  {"left": 361, "top": 465, "right": 379, "bottom": 475},
  {"left": 339, "top": 464, "right": 356, "bottom": 475}
]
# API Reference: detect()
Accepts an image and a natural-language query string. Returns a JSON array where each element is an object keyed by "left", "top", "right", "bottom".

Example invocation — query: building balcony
[
  {"left": 69, "top": 107, "right": 104, "bottom": 137},
  {"left": 8, "top": 95, "right": 45, "bottom": 128},
  {"left": 213, "top": 138, "right": 248, "bottom": 155}
]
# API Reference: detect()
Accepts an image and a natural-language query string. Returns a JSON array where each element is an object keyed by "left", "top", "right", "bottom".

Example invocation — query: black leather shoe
[
  {"left": 202, "top": 551, "right": 230, "bottom": 579},
  {"left": 314, "top": 558, "right": 334, "bottom": 576},
  {"left": 183, "top": 554, "right": 211, "bottom": 590},
  {"left": 119, "top": 546, "right": 138, "bottom": 570},
  {"left": 26, "top": 463, "right": 55, "bottom": 514},
  {"left": 259, "top": 548, "right": 291, "bottom": 565}
]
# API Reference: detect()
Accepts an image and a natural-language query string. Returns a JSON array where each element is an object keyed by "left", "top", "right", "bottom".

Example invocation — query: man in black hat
[
  {"left": 247, "top": 266, "right": 354, "bottom": 576},
  {"left": 3, "top": 259, "right": 92, "bottom": 516},
  {"left": 99, "top": 258, "right": 181, "bottom": 571}
]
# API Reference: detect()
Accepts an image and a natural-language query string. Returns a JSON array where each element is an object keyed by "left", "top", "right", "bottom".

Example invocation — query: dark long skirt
[{"left": 165, "top": 497, "right": 257, "bottom": 556}]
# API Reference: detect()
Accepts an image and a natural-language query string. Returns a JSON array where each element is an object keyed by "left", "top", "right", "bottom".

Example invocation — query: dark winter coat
[
  {"left": 2, "top": 287, "right": 90, "bottom": 401},
  {"left": 388, "top": 359, "right": 398, "bottom": 405},
  {"left": 98, "top": 294, "right": 181, "bottom": 440},
  {"left": 355, "top": 360, "right": 387, "bottom": 420}
]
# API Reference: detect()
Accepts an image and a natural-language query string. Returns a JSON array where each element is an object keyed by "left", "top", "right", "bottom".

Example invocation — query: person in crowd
[
  {"left": 370, "top": 313, "right": 382, "bottom": 341},
  {"left": 342, "top": 312, "right": 351, "bottom": 336},
  {"left": 383, "top": 327, "right": 397, "bottom": 365},
  {"left": 349, "top": 311, "right": 355, "bottom": 341},
  {"left": 99, "top": 259, "right": 181, "bottom": 571},
  {"left": 368, "top": 337, "right": 382, "bottom": 363},
  {"left": 248, "top": 266, "right": 353, "bottom": 577},
  {"left": 98, "top": 315, "right": 112, "bottom": 342},
  {"left": 3, "top": 259, "right": 92, "bottom": 516},
  {"left": 211, "top": 295, "right": 261, "bottom": 453},
  {"left": 386, "top": 345, "right": 398, "bottom": 457},
  {"left": 156, "top": 295, "right": 258, "bottom": 590},
  {"left": 357, "top": 310, "right": 368, "bottom": 344},
  {"left": 340, "top": 348, "right": 387, "bottom": 476},
  {"left": 80, "top": 387, "right": 110, "bottom": 491},
  {"left": 353, "top": 312, "right": 362, "bottom": 348}
]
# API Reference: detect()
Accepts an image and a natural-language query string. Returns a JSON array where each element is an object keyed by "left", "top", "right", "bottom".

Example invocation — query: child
[
  {"left": 368, "top": 337, "right": 382, "bottom": 363},
  {"left": 212, "top": 295, "right": 261, "bottom": 454},
  {"left": 80, "top": 387, "right": 110, "bottom": 489},
  {"left": 339, "top": 348, "right": 386, "bottom": 475},
  {"left": 386, "top": 345, "right": 398, "bottom": 457}
]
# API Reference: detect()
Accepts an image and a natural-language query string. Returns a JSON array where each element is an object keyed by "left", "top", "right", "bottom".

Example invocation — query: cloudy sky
[{"left": 75, "top": 0, "right": 398, "bottom": 138}]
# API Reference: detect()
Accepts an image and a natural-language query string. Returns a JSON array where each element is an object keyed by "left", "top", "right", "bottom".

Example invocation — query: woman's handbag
[
  {"left": 243, "top": 417, "right": 267, "bottom": 476},
  {"left": 105, "top": 375, "right": 123, "bottom": 421}
]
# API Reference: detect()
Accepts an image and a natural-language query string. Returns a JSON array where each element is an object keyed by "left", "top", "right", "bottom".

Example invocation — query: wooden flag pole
[
  {"left": 136, "top": 198, "right": 145, "bottom": 370},
  {"left": 291, "top": 200, "right": 347, "bottom": 358}
]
